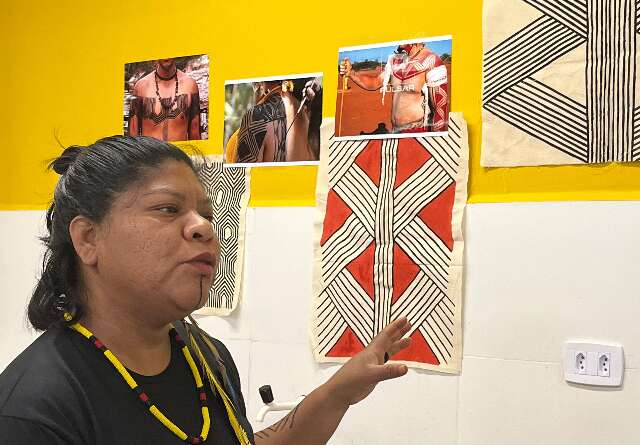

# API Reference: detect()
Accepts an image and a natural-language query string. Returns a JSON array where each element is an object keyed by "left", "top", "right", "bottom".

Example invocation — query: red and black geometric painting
[{"left": 312, "top": 114, "right": 468, "bottom": 373}]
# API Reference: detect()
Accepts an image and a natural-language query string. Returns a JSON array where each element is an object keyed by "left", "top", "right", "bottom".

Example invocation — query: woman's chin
[
  {"left": 168, "top": 293, "right": 207, "bottom": 316},
  {"left": 169, "top": 278, "right": 211, "bottom": 310}
]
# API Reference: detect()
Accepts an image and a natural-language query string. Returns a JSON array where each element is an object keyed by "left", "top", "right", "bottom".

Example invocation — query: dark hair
[{"left": 29, "top": 135, "right": 199, "bottom": 331}]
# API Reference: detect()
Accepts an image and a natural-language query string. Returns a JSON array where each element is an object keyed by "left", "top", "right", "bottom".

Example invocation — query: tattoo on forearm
[{"left": 254, "top": 402, "right": 302, "bottom": 441}]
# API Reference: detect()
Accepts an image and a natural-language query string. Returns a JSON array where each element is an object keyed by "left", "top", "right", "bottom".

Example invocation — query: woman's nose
[{"left": 186, "top": 212, "right": 215, "bottom": 241}]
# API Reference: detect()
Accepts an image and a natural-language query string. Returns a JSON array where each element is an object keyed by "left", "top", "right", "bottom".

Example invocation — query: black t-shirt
[{"left": 0, "top": 326, "right": 253, "bottom": 444}]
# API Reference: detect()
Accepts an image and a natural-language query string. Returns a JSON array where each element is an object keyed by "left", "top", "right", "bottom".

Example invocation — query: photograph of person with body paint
[
  {"left": 336, "top": 37, "right": 451, "bottom": 140},
  {"left": 124, "top": 55, "right": 209, "bottom": 142},
  {"left": 224, "top": 73, "right": 323, "bottom": 166}
]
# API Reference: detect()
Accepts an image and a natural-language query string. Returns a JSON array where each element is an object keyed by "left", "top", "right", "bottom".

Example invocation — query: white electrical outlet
[
  {"left": 598, "top": 353, "right": 611, "bottom": 377},
  {"left": 573, "top": 350, "right": 587, "bottom": 374},
  {"left": 564, "top": 341, "right": 623, "bottom": 386}
]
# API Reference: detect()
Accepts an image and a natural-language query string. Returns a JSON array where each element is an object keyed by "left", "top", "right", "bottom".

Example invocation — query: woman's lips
[{"left": 185, "top": 261, "right": 215, "bottom": 276}]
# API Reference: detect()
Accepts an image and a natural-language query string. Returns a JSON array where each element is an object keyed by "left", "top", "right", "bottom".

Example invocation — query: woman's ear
[{"left": 69, "top": 215, "right": 99, "bottom": 266}]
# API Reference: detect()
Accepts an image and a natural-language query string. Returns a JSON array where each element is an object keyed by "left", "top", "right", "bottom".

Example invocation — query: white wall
[
  {"left": 2, "top": 202, "right": 640, "bottom": 445},
  {"left": 0, "top": 211, "right": 43, "bottom": 370}
]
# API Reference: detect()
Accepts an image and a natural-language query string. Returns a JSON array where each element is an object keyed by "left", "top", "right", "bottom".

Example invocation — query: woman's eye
[
  {"left": 202, "top": 214, "right": 214, "bottom": 222},
  {"left": 158, "top": 205, "right": 179, "bottom": 214}
]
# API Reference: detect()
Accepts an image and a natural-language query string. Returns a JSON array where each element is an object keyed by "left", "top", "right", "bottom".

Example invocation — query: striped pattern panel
[
  {"left": 483, "top": 0, "right": 639, "bottom": 165},
  {"left": 195, "top": 157, "right": 250, "bottom": 315}
]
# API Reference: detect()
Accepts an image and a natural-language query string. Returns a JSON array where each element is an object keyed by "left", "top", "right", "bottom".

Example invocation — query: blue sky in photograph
[{"left": 338, "top": 38, "right": 452, "bottom": 64}]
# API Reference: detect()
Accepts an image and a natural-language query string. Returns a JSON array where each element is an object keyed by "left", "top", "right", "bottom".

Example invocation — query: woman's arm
[
  {"left": 253, "top": 317, "right": 412, "bottom": 445},
  {"left": 253, "top": 382, "right": 346, "bottom": 444}
]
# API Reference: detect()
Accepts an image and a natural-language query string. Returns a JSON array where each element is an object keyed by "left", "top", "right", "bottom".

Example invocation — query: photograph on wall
[
  {"left": 311, "top": 113, "right": 469, "bottom": 373},
  {"left": 224, "top": 73, "right": 323, "bottom": 167},
  {"left": 482, "top": 0, "right": 640, "bottom": 166},
  {"left": 335, "top": 36, "right": 451, "bottom": 141},
  {"left": 124, "top": 54, "right": 209, "bottom": 142}
]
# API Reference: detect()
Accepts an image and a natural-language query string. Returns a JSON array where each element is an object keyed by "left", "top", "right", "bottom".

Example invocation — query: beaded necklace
[
  {"left": 154, "top": 69, "right": 179, "bottom": 111},
  {"left": 69, "top": 320, "right": 210, "bottom": 444}
]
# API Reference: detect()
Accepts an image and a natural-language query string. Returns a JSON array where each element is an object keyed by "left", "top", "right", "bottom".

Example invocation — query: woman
[{"left": 0, "top": 136, "right": 411, "bottom": 444}]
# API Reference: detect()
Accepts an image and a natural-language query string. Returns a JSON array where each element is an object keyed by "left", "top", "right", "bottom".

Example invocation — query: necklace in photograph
[{"left": 155, "top": 69, "right": 179, "bottom": 111}]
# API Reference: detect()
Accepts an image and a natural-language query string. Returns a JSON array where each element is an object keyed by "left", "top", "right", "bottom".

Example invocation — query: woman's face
[{"left": 93, "top": 159, "right": 220, "bottom": 324}]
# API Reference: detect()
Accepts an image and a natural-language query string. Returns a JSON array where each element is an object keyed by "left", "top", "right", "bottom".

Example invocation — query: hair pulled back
[{"left": 29, "top": 135, "right": 198, "bottom": 331}]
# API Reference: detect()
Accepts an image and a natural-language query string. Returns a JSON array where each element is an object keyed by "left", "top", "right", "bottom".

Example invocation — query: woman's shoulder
[
  {"left": 0, "top": 328, "right": 97, "bottom": 443},
  {"left": 0, "top": 328, "right": 80, "bottom": 416}
]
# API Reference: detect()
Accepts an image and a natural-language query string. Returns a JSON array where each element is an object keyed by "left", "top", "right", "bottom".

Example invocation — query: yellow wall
[{"left": 1, "top": 0, "right": 639, "bottom": 210}]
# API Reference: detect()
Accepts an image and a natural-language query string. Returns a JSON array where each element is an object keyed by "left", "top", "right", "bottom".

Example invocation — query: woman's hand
[
  {"left": 325, "top": 317, "right": 412, "bottom": 407},
  {"left": 253, "top": 318, "right": 412, "bottom": 444}
]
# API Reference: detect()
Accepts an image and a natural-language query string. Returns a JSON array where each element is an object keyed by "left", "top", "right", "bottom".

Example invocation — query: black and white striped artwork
[
  {"left": 482, "top": 0, "right": 640, "bottom": 166},
  {"left": 194, "top": 156, "right": 250, "bottom": 315}
]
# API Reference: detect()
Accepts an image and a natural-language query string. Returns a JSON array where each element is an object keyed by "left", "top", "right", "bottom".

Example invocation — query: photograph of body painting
[
  {"left": 336, "top": 36, "right": 451, "bottom": 140},
  {"left": 224, "top": 73, "right": 323, "bottom": 167},
  {"left": 124, "top": 54, "right": 209, "bottom": 142}
]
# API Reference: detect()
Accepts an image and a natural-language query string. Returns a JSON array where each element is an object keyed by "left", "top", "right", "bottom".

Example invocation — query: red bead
[
  {"left": 139, "top": 392, "right": 149, "bottom": 402},
  {"left": 199, "top": 392, "right": 206, "bottom": 401},
  {"left": 94, "top": 340, "right": 103, "bottom": 349}
]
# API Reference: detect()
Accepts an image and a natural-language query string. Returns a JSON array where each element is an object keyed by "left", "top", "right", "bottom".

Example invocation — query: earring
[
  {"left": 55, "top": 293, "right": 74, "bottom": 321},
  {"left": 54, "top": 293, "right": 67, "bottom": 313}
]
